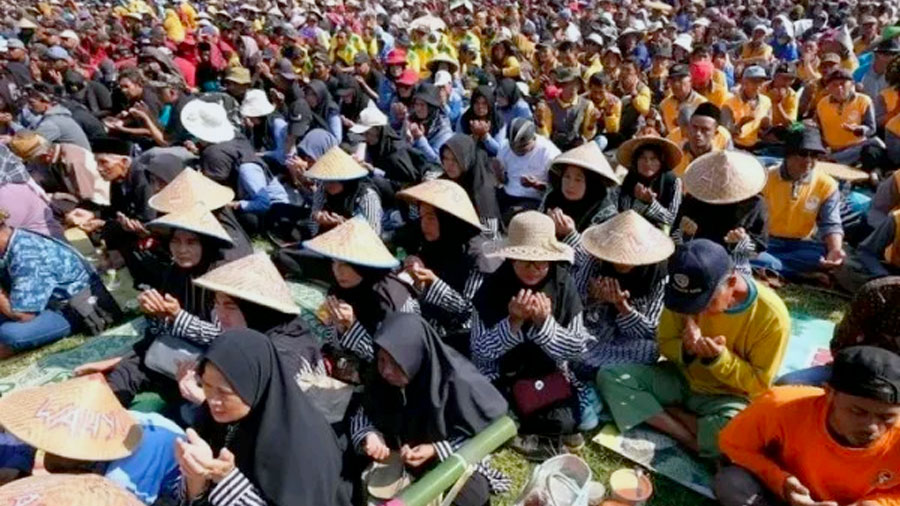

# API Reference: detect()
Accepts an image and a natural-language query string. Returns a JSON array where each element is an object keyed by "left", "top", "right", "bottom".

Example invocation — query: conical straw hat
[
  {"left": 0, "top": 474, "right": 144, "bottom": 506},
  {"left": 303, "top": 217, "right": 400, "bottom": 269},
  {"left": 397, "top": 179, "right": 483, "bottom": 230},
  {"left": 683, "top": 150, "right": 767, "bottom": 204},
  {"left": 616, "top": 136, "right": 683, "bottom": 170},
  {"left": 0, "top": 375, "right": 141, "bottom": 461},
  {"left": 582, "top": 210, "right": 675, "bottom": 265},
  {"left": 550, "top": 141, "right": 620, "bottom": 186},
  {"left": 148, "top": 169, "right": 235, "bottom": 213},
  {"left": 193, "top": 252, "right": 300, "bottom": 314},
  {"left": 483, "top": 211, "right": 574, "bottom": 263},
  {"left": 305, "top": 146, "right": 368, "bottom": 181},
  {"left": 148, "top": 202, "right": 234, "bottom": 245},
  {"left": 815, "top": 161, "right": 868, "bottom": 183}
]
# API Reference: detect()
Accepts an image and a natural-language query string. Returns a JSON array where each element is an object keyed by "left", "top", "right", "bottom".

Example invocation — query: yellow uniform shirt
[
  {"left": 882, "top": 87, "right": 900, "bottom": 127},
  {"left": 699, "top": 82, "right": 732, "bottom": 108},
  {"left": 660, "top": 92, "right": 708, "bottom": 133},
  {"left": 501, "top": 55, "right": 521, "bottom": 79},
  {"left": 583, "top": 55, "right": 604, "bottom": 83},
  {"left": 841, "top": 54, "right": 859, "bottom": 72},
  {"left": 740, "top": 42, "right": 773, "bottom": 62},
  {"left": 762, "top": 83, "right": 800, "bottom": 127},
  {"left": 723, "top": 92, "right": 772, "bottom": 148},
  {"left": 594, "top": 95, "right": 622, "bottom": 134},
  {"left": 816, "top": 93, "right": 872, "bottom": 150},
  {"left": 763, "top": 167, "right": 839, "bottom": 239},
  {"left": 629, "top": 83, "right": 653, "bottom": 116},
  {"left": 658, "top": 278, "right": 790, "bottom": 397},
  {"left": 797, "top": 61, "right": 821, "bottom": 83},
  {"left": 668, "top": 130, "right": 732, "bottom": 176}
]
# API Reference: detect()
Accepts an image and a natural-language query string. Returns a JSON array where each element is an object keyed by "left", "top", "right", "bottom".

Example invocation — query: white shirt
[{"left": 498, "top": 135, "right": 561, "bottom": 200}]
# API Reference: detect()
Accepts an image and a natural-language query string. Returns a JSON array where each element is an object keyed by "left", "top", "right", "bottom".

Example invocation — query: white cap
[
  {"left": 586, "top": 33, "right": 604, "bottom": 46},
  {"left": 59, "top": 29, "right": 79, "bottom": 41},
  {"left": 350, "top": 102, "right": 388, "bottom": 134},
  {"left": 433, "top": 70, "right": 452, "bottom": 87},
  {"left": 693, "top": 17, "right": 711, "bottom": 27}
]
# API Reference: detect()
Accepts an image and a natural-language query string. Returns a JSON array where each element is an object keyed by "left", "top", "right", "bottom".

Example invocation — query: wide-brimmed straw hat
[
  {"left": 0, "top": 474, "right": 143, "bottom": 506},
  {"left": 240, "top": 88, "right": 276, "bottom": 118},
  {"left": 397, "top": 179, "right": 483, "bottom": 230},
  {"left": 0, "top": 375, "right": 142, "bottom": 461},
  {"left": 180, "top": 99, "right": 236, "bottom": 144},
  {"left": 484, "top": 211, "right": 574, "bottom": 263},
  {"left": 616, "top": 136, "right": 683, "bottom": 170},
  {"left": 550, "top": 141, "right": 620, "bottom": 185},
  {"left": 303, "top": 217, "right": 399, "bottom": 269},
  {"left": 816, "top": 161, "right": 869, "bottom": 183},
  {"left": 148, "top": 203, "right": 234, "bottom": 245},
  {"left": 148, "top": 169, "right": 235, "bottom": 213},
  {"left": 582, "top": 210, "right": 675, "bottom": 265},
  {"left": 683, "top": 150, "right": 767, "bottom": 204},
  {"left": 193, "top": 252, "right": 300, "bottom": 314},
  {"left": 426, "top": 52, "right": 459, "bottom": 73},
  {"left": 305, "top": 146, "right": 368, "bottom": 181}
]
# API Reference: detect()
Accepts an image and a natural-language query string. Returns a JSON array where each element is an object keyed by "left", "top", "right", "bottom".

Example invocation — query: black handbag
[{"left": 58, "top": 273, "right": 123, "bottom": 336}]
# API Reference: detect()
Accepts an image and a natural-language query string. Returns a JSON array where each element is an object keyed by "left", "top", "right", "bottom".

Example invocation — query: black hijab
[
  {"left": 159, "top": 232, "right": 223, "bottom": 319},
  {"left": 368, "top": 125, "right": 421, "bottom": 184},
  {"left": 330, "top": 265, "right": 416, "bottom": 335},
  {"left": 460, "top": 85, "right": 503, "bottom": 137},
  {"left": 196, "top": 330, "right": 349, "bottom": 506},
  {"left": 620, "top": 144, "right": 679, "bottom": 210},
  {"left": 306, "top": 79, "right": 340, "bottom": 132},
  {"left": 474, "top": 260, "right": 582, "bottom": 329},
  {"left": 495, "top": 78, "right": 522, "bottom": 113},
  {"left": 363, "top": 314, "right": 508, "bottom": 447},
  {"left": 414, "top": 208, "right": 480, "bottom": 294},
  {"left": 336, "top": 73, "right": 369, "bottom": 122},
  {"left": 596, "top": 260, "right": 667, "bottom": 299},
  {"left": 323, "top": 177, "right": 374, "bottom": 219},
  {"left": 440, "top": 134, "right": 501, "bottom": 224},
  {"left": 675, "top": 194, "right": 770, "bottom": 252},
  {"left": 235, "top": 298, "right": 324, "bottom": 375},
  {"left": 543, "top": 166, "right": 617, "bottom": 231}
]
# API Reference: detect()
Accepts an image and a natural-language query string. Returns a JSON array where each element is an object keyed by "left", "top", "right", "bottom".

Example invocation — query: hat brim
[
  {"left": 664, "top": 281, "right": 717, "bottom": 314},
  {"left": 240, "top": 103, "right": 276, "bottom": 117},
  {"left": 302, "top": 238, "right": 400, "bottom": 269},
  {"left": 483, "top": 240, "right": 574, "bottom": 263},
  {"left": 616, "top": 136, "right": 683, "bottom": 170},
  {"left": 148, "top": 217, "right": 234, "bottom": 246},
  {"left": 186, "top": 124, "right": 235, "bottom": 143},
  {"left": 349, "top": 123, "right": 377, "bottom": 134},
  {"left": 195, "top": 276, "right": 301, "bottom": 314}
]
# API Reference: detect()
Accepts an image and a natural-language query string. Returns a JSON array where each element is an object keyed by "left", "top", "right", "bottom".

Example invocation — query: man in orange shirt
[{"left": 716, "top": 346, "right": 900, "bottom": 506}]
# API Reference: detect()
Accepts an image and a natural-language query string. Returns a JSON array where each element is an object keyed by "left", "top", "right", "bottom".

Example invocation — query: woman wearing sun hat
[
  {"left": 617, "top": 135, "right": 684, "bottom": 229},
  {"left": 306, "top": 145, "right": 383, "bottom": 236},
  {"left": 240, "top": 88, "right": 289, "bottom": 169},
  {"left": 470, "top": 211, "right": 591, "bottom": 456}
]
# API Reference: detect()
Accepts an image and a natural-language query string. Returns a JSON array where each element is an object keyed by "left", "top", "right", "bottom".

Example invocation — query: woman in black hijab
[
  {"left": 362, "top": 123, "right": 425, "bottom": 186},
  {"left": 541, "top": 144, "right": 621, "bottom": 237},
  {"left": 177, "top": 329, "right": 350, "bottom": 506},
  {"left": 409, "top": 84, "right": 454, "bottom": 165},
  {"left": 616, "top": 137, "right": 684, "bottom": 228},
  {"left": 459, "top": 85, "right": 504, "bottom": 156},
  {"left": 352, "top": 314, "right": 510, "bottom": 506},
  {"left": 305, "top": 79, "right": 343, "bottom": 143},
  {"left": 494, "top": 78, "right": 533, "bottom": 134},
  {"left": 440, "top": 134, "right": 502, "bottom": 238},
  {"left": 335, "top": 73, "right": 371, "bottom": 126}
]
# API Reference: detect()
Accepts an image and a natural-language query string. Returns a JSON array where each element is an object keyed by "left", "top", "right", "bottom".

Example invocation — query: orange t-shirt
[{"left": 720, "top": 386, "right": 900, "bottom": 506}]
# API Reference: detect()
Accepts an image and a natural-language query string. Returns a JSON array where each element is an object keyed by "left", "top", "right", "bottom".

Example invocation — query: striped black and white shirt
[{"left": 308, "top": 184, "right": 383, "bottom": 236}]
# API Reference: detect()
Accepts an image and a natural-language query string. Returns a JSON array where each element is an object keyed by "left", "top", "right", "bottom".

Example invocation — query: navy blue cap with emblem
[{"left": 664, "top": 239, "right": 734, "bottom": 314}]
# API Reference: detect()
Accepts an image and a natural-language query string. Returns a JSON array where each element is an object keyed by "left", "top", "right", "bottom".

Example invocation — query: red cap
[
  {"left": 385, "top": 48, "right": 407, "bottom": 66},
  {"left": 396, "top": 68, "right": 419, "bottom": 86},
  {"left": 690, "top": 60, "right": 714, "bottom": 87}
]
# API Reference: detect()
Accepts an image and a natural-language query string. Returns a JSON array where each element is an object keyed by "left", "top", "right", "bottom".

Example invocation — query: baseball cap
[
  {"left": 6, "top": 39, "right": 24, "bottom": 50},
  {"left": 433, "top": 70, "right": 452, "bottom": 87},
  {"left": 59, "top": 29, "right": 79, "bottom": 41},
  {"left": 46, "top": 45, "right": 70, "bottom": 60},
  {"left": 742, "top": 65, "right": 767, "bottom": 80},
  {"left": 824, "top": 68, "right": 853, "bottom": 84},
  {"left": 664, "top": 239, "right": 734, "bottom": 314},
  {"left": 668, "top": 63, "right": 690, "bottom": 79},
  {"left": 820, "top": 52, "right": 842, "bottom": 65},
  {"left": 829, "top": 346, "right": 900, "bottom": 404},
  {"left": 354, "top": 52, "right": 370, "bottom": 64}
]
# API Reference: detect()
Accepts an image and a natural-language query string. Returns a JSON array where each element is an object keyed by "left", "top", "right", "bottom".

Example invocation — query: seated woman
[
  {"left": 305, "top": 79, "right": 344, "bottom": 143},
  {"left": 176, "top": 329, "right": 351, "bottom": 506},
  {"left": 354, "top": 104, "right": 424, "bottom": 188},
  {"left": 439, "top": 134, "right": 502, "bottom": 239},
  {"left": 616, "top": 136, "right": 684, "bottom": 229},
  {"left": 306, "top": 146, "right": 383, "bottom": 236},
  {"left": 409, "top": 84, "right": 454, "bottom": 165},
  {"left": 240, "top": 89, "right": 289, "bottom": 170},
  {"left": 470, "top": 211, "right": 590, "bottom": 456},
  {"left": 303, "top": 218, "right": 418, "bottom": 363},
  {"left": 571, "top": 211, "right": 674, "bottom": 428},
  {"left": 494, "top": 78, "right": 533, "bottom": 135},
  {"left": 396, "top": 180, "right": 486, "bottom": 352},
  {"left": 352, "top": 314, "right": 511, "bottom": 506},
  {"left": 459, "top": 85, "right": 504, "bottom": 156},
  {"left": 674, "top": 150, "right": 769, "bottom": 275}
]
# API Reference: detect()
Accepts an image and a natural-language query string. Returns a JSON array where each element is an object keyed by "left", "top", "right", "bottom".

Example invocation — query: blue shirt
[{"left": 2, "top": 228, "right": 91, "bottom": 313}]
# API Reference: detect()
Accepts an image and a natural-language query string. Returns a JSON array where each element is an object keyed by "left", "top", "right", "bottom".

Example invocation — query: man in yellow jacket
[{"left": 597, "top": 239, "right": 790, "bottom": 458}]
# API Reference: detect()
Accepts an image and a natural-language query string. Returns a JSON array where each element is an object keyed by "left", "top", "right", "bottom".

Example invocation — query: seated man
[
  {"left": 671, "top": 102, "right": 733, "bottom": 176},
  {"left": 721, "top": 66, "right": 772, "bottom": 152},
  {"left": 756, "top": 125, "right": 845, "bottom": 279},
  {"left": 816, "top": 68, "right": 880, "bottom": 167},
  {"left": 716, "top": 346, "right": 900, "bottom": 506},
  {"left": 596, "top": 239, "right": 790, "bottom": 458}
]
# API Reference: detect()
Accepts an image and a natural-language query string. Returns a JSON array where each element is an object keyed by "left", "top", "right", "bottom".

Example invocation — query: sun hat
[
  {"left": 683, "top": 150, "right": 766, "bottom": 204},
  {"left": 350, "top": 102, "right": 389, "bottom": 134},
  {"left": 554, "top": 66, "right": 582, "bottom": 84},
  {"left": 0, "top": 474, "right": 143, "bottom": 506},
  {"left": 16, "top": 18, "right": 38, "bottom": 29},
  {"left": 59, "top": 29, "right": 79, "bottom": 41},
  {"left": 193, "top": 252, "right": 301, "bottom": 315},
  {"left": 816, "top": 161, "right": 868, "bottom": 183},
  {"left": 305, "top": 146, "right": 368, "bottom": 181},
  {"left": 582, "top": 210, "right": 675, "bottom": 265},
  {"left": 644, "top": 0, "right": 673, "bottom": 14},
  {"left": 46, "top": 45, "right": 70, "bottom": 60},
  {"left": 224, "top": 66, "right": 252, "bottom": 84},
  {"left": 7, "top": 38, "right": 24, "bottom": 50},
  {"left": 415, "top": 83, "right": 442, "bottom": 107},
  {"left": 784, "top": 124, "right": 827, "bottom": 156},
  {"left": 820, "top": 52, "right": 842, "bottom": 65},
  {"left": 181, "top": 100, "right": 235, "bottom": 144},
  {"left": 148, "top": 168, "right": 235, "bottom": 213},
  {"left": 824, "top": 68, "right": 854, "bottom": 84},
  {"left": 550, "top": 141, "right": 620, "bottom": 185},
  {"left": 483, "top": 211, "right": 574, "bottom": 263},
  {"left": 148, "top": 203, "right": 234, "bottom": 245},
  {"left": 664, "top": 238, "right": 734, "bottom": 314},
  {"left": 397, "top": 179, "right": 483, "bottom": 230},
  {"left": 0, "top": 374, "right": 142, "bottom": 461},
  {"left": 302, "top": 217, "right": 400, "bottom": 269},
  {"left": 617, "top": 136, "right": 683, "bottom": 170},
  {"left": 427, "top": 52, "right": 459, "bottom": 73},
  {"left": 240, "top": 88, "right": 276, "bottom": 118}
]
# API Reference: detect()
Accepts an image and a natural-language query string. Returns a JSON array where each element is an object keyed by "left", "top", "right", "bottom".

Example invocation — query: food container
[
  {"left": 587, "top": 481, "right": 607, "bottom": 505},
  {"left": 608, "top": 468, "right": 653, "bottom": 505}
]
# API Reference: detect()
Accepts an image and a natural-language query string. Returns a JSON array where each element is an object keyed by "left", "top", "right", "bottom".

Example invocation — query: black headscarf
[
  {"left": 414, "top": 208, "right": 480, "bottom": 294},
  {"left": 495, "top": 78, "right": 522, "bottom": 113},
  {"left": 196, "top": 330, "right": 349, "bottom": 506},
  {"left": 336, "top": 73, "right": 369, "bottom": 122},
  {"left": 460, "top": 85, "right": 503, "bottom": 137},
  {"left": 543, "top": 167, "right": 616, "bottom": 231},
  {"left": 368, "top": 125, "right": 421, "bottom": 184},
  {"left": 363, "top": 314, "right": 508, "bottom": 447},
  {"left": 306, "top": 79, "right": 340, "bottom": 133},
  {"left": 159, "top": 232, "right": 223, "bottom": 319},
  {"left": 474, "top": 261, "right": 582, "bottom": 329},
  {"left": 596, "top": 260, "right": 667, "bottom": 299},
  {"left": 322, "top": 178, "right": 374, "bottom": 219},
  {"left": 330, "top": 265, "right": 416, "bottom": 335},
  {"left": 675, "top": 194, "right": 770, "bottom": 252},
  {"left": 439, "top": 134, "right": 501, "bottom": 224},
  {"left": 620, "top": 144, "right": 679, "bottom": 211},
  {"left": 234, "top": 298, "right": 324, "bottom": 375}
]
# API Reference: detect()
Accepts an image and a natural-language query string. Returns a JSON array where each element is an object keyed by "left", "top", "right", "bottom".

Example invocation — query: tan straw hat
[
  {"left": 148, "top": 169, "right": 235, "bottom": 213},
  {"left": 582, "top": 210, "right": 675, "bottom": 265},
  {"left": 484, "top": 211, "right": 574, "bottom": 263},
  {"left": 0, "top": 374, "right": 142, "bottom": 461},
  {"left": 815, "top": 161, "right": 868, "bottom": 183},
  {"left": 683, "top": 150, "right": 767, "bottom": 204},
  {"left": 303, "top": 217, "right": 400, "bottom": 269},
  {"left": 550, "top": 141, "right": 620, "bottom": 185},
  {"left": 616, "top": 136, "right": 683, "bottom": 170},
  {"left": 148, "top": 203, "right": 234, "bottom": 245},
  {"left": 0, "top": 474, "right": 143, "bottom": 506},
  {"left": 305, "top": 146, "right": 368, "bottom": 181},
  {"left": 193, "top": 252, "right": 300, "bottom": 314},
  {"left": 397, "top": 179, "right": 483, "bottom": 230}
]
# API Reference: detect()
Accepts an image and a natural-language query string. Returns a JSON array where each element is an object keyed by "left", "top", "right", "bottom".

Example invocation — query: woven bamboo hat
[
  {"left": 305, "top": 146, "right": 368, "bottom": 181},
  {"left": 616, "top": 136, "right": 683, "bottom": 170},
  {"left": 582, "top": 210, "right": 675, "bottom": 265},
  {"left": 550, "top": 141, "right": 620, "bottom": 185},
  {"left": 193, "top": 252, "right": 300, "bottom": 314},
  {"left": 148, "top": 169, "right": 235, "bottom": 213},
  {"left": 683, "top": 150, "right": 767, "bottom": 204},
  {"left": 0, "top": 474, "right": 143, "bottom": 506},
  {"left": 397, "top": 179, "right": 483, "bottom": 230},
  {"left": 303, "top": 217, "right": 400, "bottom": 269},
  {"left": 0, "top": 374, "right": 142, "bottom": 461},
  {"left": 484, "top": 211, "right": 574, "bottom": 263},
  {"left": 148, "top": 202, "right": 234, "bottom": 245},
  {"left": 816, "top": 161, "right": 868, "bottom": 183}
]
